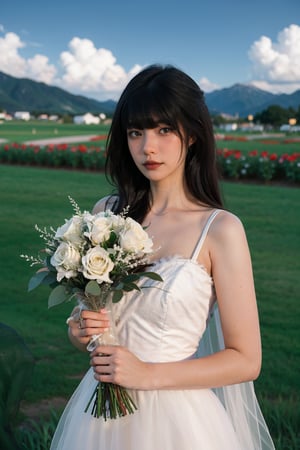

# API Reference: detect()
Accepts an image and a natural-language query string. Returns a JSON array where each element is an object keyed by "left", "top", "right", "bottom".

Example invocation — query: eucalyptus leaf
[
  {"left": 112, "top": 290, "right": 123, "bottom": 303},
  {"left": 85, "top": 280, "right": 101, "bottom": 296},
  {"left": 48, "top": 285, "right": 69, "bottom": 308},
  {"left": 41, "top": 272, "right": 57, "bottom": 286},
  {"left": 28, "top": 270, "right": 50, "bottom": 292}
]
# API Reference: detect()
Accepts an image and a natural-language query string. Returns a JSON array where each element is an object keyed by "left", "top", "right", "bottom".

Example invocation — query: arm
[{"left": 91, "top": 212, "right": 262, "bottom": 390}]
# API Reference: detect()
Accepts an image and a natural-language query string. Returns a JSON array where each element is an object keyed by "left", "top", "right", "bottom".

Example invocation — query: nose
[{"left": 142, "top": 130, "right": 156, "bottom": 155}]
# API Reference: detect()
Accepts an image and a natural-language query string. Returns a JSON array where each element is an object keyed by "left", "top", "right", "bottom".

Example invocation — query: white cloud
[
  {"left": 59, "top": 37, "right": 142, "bottom": 99},
  {"left": 248, "top": 24, "right": 300, "bottom": 92},
  {"left": 27, "top": 54, "right": 57, "bottom": 84},
  {"left": 0, "top": 32, "right": 57, "bottom": 83},
  {"left": 0, "top": 32, "right": 26, "bottom": 76},
  {"left": 0, "top": 24, "right": 5, "bottom": 33},
  {"left": 249, "top": 80, "right": 300, "bottom": 94},
  {"left": 198, "top": 77, "right": 220, "bottom": 93},
  {"left": 0, "top": 31, "right": 141, "bottom": 99}
]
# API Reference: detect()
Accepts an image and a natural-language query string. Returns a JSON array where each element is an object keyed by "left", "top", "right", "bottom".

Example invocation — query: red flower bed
[{"left": 1, "top": 142, "right": 299, "bottom": 183}]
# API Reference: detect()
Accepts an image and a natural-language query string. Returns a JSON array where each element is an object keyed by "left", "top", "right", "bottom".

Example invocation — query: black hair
[{"left": 105, "top": 64, "right": 223, "bottom": 221}]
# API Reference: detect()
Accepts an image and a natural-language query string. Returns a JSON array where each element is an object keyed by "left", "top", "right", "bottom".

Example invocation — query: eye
[
  {"left": 159, "top": 126, "right": 173, "bottom": 135},
  {"left": 127, "top": 129, "right": 142, "bottom": 138}
]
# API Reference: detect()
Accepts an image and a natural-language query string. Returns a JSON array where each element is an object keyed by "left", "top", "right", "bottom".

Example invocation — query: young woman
[{"left": 50, "top": 65, "right": 275, "bottom": 449}]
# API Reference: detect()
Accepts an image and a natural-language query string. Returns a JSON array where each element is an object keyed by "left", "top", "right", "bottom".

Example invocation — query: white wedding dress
[{"left": 50, "top": 211, "right": 275, "bottom": 450}]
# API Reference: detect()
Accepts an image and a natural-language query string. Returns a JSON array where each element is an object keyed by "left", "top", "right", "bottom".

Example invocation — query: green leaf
[
  {"left": 123, "top": 282, "right": 141, "bottom": 292},
  {"left": 42, "top": 272, "right": 57, "bottom": 286},
  {"left": 85, "top": 280, "right": 101, "bottom": 296},
  {"left": 141, "top": 271, "right": 163, "bottom": 282},
  {"left": 48, "top": 285, "right": 70, "bottom": 308},
  {"left": 28, "top": 270, "right": 50, "bottom": 291},
  {"left": 112, "top": 290, "right": 123, "bottom": 303},
  {"left": 122, "top": 273, "right": 140, "bottom": 283}
]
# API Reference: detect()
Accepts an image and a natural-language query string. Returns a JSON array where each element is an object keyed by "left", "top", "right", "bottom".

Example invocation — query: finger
[
  {"left": 93, "top": 361, "right": 112, "bottom": 376},
  {"left": 83, "top": 319, "right": 109, "bottom": 334},
  {"left": 91, "top": 345, "right": 119, "bottom": 357},
  {"left": 92, "top": 354, "right": 111, "bottom": 366},
  {"left": 80, "top": 310, "right": 108, "bottom": 320},
  {"left": 66, "top": 315, "right": 80, "bottom": 327}
]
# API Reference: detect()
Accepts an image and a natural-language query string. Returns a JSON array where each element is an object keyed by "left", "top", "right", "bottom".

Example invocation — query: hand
[
  {"left": 66, "top": 306, "right": 110, "bottom": 348},
  {"left": 90, "top": 345, "right": 152, "bottom": 390}
]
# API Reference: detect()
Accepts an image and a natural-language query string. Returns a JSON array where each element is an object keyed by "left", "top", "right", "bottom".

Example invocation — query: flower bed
[
  {"left": 0, "top": 143, "right": 107, "bottom": 171},
  {"left": 0, "top": 143, "right": 299, "bottom": 184},
  {"left": 217, "top": 148, "right": 300, "bottom": 183}
]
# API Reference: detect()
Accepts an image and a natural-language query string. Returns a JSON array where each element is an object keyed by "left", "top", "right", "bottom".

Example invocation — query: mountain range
[{"left": 0, "top": 71, "right": 299, "bottom": 118}]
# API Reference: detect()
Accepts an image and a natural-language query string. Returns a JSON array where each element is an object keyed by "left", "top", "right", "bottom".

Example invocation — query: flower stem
[{"left": 85, "top": 381, "right": 137, "bottom": 420}]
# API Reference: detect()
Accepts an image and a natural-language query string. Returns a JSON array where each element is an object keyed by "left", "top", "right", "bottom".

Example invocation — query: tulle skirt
[{"left": 50, "top": 368, "right": 241, "bottom": 450}]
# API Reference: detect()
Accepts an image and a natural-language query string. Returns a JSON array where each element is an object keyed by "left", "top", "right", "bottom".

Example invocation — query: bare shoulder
[
  {"left": 92, "top": 195, "right": 119, "bottom": 214},
  {"left": 207, "top": 210, "right": 252, "bottom": 275},
  {"left": 209, "top": 209, "right": 247, "bottom": 246}
]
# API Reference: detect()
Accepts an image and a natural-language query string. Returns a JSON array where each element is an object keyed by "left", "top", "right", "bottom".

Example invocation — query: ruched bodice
[{"left": 114, "top": 257, "right": 215, "bottom": 362}]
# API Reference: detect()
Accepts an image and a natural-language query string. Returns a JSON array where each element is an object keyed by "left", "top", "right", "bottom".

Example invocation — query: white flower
[
  {"left": 50, "top": 242, "right": 81, "bottom": 282},
  {"left": 84, "top": 213, "right": 113, "bottom": 245},
  {"left": 119, "top": 217, "right": 153, "bottom": 256},
  {"left": 81, "top": 246, "right": 114, "bottom": 283},
  {"left": 54, "top": 215, "right": 83, "bottom": 246},
  {"left": 110, "top": 213, "right": 126, "bottom": 233}
]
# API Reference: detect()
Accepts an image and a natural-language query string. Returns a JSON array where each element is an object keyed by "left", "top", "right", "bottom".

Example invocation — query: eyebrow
[{"left": 127, "top": 120, "right": 172, "bottom": 129}]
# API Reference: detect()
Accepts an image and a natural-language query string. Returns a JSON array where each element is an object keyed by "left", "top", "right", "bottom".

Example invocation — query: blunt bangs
[{"left": 121, "top": 86, "right": 181, "bottom": 134}]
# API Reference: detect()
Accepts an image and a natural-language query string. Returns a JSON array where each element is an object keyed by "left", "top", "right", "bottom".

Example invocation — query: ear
[{"left": 188, "top": 136, "right": 196, "bottom": 147}]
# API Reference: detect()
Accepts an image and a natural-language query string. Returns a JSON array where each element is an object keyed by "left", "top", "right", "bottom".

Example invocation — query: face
[{"left": 127, "top": 123, "right": 188, "bottom": 184}]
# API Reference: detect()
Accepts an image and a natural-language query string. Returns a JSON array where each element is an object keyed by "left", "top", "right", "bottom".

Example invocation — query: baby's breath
[
  {"left": 68, "top": 196, "right": 82, "bottom": 216},
  {"left": 34, "top": 224, "right": 55, "bottom": 247},
  {"left": 20, "top": 254, "right": 44, "bottom": 266}
]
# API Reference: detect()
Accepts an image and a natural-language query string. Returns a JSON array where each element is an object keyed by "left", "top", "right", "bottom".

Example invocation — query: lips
[{"left": 143, "top": 161, "right": 162, "bottom": 170}]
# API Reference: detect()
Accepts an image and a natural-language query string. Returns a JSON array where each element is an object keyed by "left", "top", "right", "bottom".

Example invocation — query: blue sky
[{"left": 1, "top": 0, "right": 300, "bottom": 100}]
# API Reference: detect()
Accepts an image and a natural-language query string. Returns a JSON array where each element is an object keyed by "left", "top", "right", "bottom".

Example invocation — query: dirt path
[{"left": 23, "top": 135, "right": 99, "bottom": 145}]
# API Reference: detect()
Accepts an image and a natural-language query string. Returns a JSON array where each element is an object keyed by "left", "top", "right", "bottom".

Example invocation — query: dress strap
[{"left": 191, "top": 210, "right": 221, "bottom": 261}]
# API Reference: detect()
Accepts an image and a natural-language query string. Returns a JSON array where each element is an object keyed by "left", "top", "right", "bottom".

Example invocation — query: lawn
[
  {"left": 0, "top": 165, "right": 299, "bottom": 449},
  {"left": 216, "top": 134, "right": 300, "bottom": 155},
  {"left": 0, "top": 120, "right": 110, "bottom": 143}
]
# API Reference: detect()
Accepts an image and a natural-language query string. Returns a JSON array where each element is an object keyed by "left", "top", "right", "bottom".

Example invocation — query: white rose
[
  {"left": 55, "top": 215, "right": 83, "bottom": 246},
  {"left": 109, "top": 213, "right": 126, "bottom": 233},
  {"left": 81, "top": 246, "right": 114, "bottom": 283},
  {"left": 119, "top": 217, "right": 153, "bottom": 255},
  {"left": 50, "top": 242, "right": 81, "bottom": 282},
  {"left": 84, "top": 213, "right": 113, "bottom": 245}
]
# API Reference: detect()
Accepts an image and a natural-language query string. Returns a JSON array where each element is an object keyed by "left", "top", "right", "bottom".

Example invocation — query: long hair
[{"left": 105, "top": 64, "right": 223, "bottom": 221}]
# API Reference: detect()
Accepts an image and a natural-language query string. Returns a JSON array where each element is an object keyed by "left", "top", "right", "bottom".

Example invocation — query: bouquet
[{"left": 21, "top": 197, "right": 163, "bottom": 420}]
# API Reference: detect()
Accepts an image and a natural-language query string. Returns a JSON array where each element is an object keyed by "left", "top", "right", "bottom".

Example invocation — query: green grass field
[
  {"left": 216, "top": 136, "right": 300, "bottom": 154},
  {"left": 0, "top": 120, "right": 109, "bottom": 143},
  {"left": 0, "top": 164, "right": 299, "bottom": 449}
]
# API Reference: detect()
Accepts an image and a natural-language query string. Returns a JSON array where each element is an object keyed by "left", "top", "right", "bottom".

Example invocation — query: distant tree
[
  {"left": 62, "top": 114, "right": 73, "bottom": 124},
  {"left": 254, "top": 105, "right": 297, "bottom": 127},
  {"left": 211, "top": 114, "right": 227, "bottom": 127}
]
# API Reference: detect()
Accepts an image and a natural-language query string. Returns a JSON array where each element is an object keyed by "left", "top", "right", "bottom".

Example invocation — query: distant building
[
  {"left": 14, "top": 111, "right": 31, "bottom": 121},
  {"left": 73, "top": 113, "right": 100, "bottom": 125},
  {"left": 221, "top": 123, "right": 238, "bottom": 131},
  {"left": 280, "top": 124, "right": 300, "bottom": 132}
]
